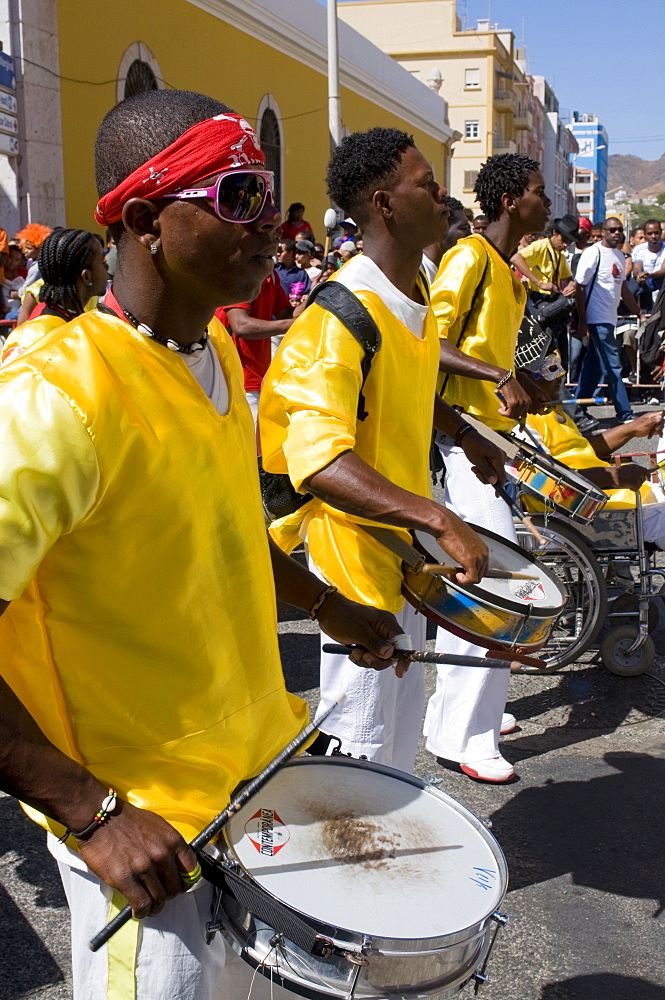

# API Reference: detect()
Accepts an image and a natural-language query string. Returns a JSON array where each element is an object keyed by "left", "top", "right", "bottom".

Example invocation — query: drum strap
[
  {"left": 361, "top": 524, "right": 428, "bottom": 572},
  {"left": 197, "top": 854, "right": 327, "bottom": 955}
]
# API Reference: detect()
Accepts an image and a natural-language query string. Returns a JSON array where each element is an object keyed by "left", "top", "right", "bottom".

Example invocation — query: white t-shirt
[
  {"left": 421, "top": 253, "right": 439, "bottom": 286},
  {"left": 183, "top": 340, "right": 229, "bottom": 415},
  {"left": 632, "top": 241, "right": 665, "bottom": 274},
  {"left": 336, "top": 253, "right": 429, "bottom": 338},
  {"left": 576, "top": 244, "right": 625, "bottom": 326}
]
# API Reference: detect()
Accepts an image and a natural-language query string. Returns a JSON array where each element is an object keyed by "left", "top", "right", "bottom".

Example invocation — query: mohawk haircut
[
  {"left": 326, "top": 127, "right": 414, "bottom": 224},
  {"left": 95, "top": 90, "right": 233, "bottom": 242},
  {"left": 473, "top": 153, "right": 541, "bottom": 222}
]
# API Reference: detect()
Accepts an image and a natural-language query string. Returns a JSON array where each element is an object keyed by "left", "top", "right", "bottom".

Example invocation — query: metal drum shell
[
  {"left": 505, "top": 449, "right": 607, "bottom": 524},
  {"left": 217, "top": 757, "right": 508, "bottom": 1000},
  {"left": 402, "top": 524, "right": 566, "bottom": 652}
]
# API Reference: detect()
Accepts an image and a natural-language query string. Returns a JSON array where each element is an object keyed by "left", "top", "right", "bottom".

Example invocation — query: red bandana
[{"left": 94, "top": 113, "right": 265, "bottom": 226}]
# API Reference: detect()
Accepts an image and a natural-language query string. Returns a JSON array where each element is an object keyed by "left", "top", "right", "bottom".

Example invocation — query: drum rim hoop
[{"left": 504, "top": 433, "right": 608, "bottom": 503}]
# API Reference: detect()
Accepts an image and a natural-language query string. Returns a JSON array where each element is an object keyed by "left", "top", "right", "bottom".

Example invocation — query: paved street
[{"left": 2, "top": 403, "right": 665, "bottom": 1000}]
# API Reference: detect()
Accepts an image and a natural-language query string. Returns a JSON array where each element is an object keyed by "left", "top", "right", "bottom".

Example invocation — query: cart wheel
[
  {"left": 600, "top": 625, "right": 655, "bottom": 677},
  {"left": 609, "top": 593, "right": 659, "bottom": 633}
]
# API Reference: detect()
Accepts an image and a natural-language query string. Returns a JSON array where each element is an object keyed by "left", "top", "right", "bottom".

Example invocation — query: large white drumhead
[
  {"left": 413, "top": 528, "right": 565, "bottom": 609},
  {"left": 224, "top": 759, "right": 506, "bottom": 941}
]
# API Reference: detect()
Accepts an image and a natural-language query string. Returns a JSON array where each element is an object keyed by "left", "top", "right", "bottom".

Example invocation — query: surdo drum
[
  {"left": 402, "top": 526, "right": 567, "bottom": 653},
  {"left": 209, "top": 757, "right": 508, "bottom": 998}
]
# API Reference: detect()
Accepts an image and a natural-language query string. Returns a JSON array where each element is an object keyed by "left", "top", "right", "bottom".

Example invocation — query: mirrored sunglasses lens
[{"left": 217, "top": 173, "right": 266, "bottom": 221}]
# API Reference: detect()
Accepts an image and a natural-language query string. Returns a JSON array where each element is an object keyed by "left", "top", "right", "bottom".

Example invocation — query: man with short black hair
[
  {"left": 575, "top": 217, "right": 643, "bottom": 424},
  {"left": 275, "top": 237, "right": 311, "bottom": 302},
  {"left": 473, "top": 214, "right": 488, "bottom": 233},
  {"left": 0, "top": 89, "right": 403, "bottom": 999},
  {"left": 261, "top": 127, "right": 503, "bottom": 770},
  {"left": 633, "top": 218, "right": 665, "bottom": 299},
  {"left": 425, "top": 153, "right": 552, "bottom": 782}
]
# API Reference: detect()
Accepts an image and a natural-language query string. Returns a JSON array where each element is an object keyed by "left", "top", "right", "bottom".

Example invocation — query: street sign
[
  {"left": 0, "top": 111, "right": 17, "bottom": 136},
  {"left": 0, "top": 133, "right": 18, "bottom": 156},
  {"left": 0, "top": 53, "right": 15, "bottom": 94},
  {"left": 0, "top": 90, "right": 17, "bottom": 116}
]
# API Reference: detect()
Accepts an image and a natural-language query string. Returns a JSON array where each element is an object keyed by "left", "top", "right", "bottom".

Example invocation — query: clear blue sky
[{"left": 323, "top": 0, "right": 665, "bottom": 162}]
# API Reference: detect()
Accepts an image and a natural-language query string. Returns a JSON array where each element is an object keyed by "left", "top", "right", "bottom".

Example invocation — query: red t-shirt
[
  {"left": 279, "top": 220, "right": 314, "bottom": 242},
  {"left": 225, "top": 273, "right": 290, "bottom": 391}
]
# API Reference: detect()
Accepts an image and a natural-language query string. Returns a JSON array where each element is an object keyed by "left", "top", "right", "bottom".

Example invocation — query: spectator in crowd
[
  {"left": 340, "top": 217, "right": 359, "bottom": 243},
  {"left": 311, "top": 242, "right": 325, "bottom": 266},
  {"left": 2, "top": 228, "right": 108, "bottom": 364},
  {"left": 313, "top": 254, "right": 339, "bottom": 284},
  {"left": 294, "top": 239, "right": 322, "bottom": 280},
  {"left": 2, "top": 244, "right": 26, "bottom": 320},
  {"left": 280, "top": 202, "right": 314, "bottom": 242},
  {"left": 633, "top": 218, "right": 665, "bottom": 304},
  {"left": 473, "top": 214, "right": 488, "bottom": 233},
  {"left": 630, "top": 226, "right": 646, "bottom": 249},
  {"left": 563, "top": 216, "right": 594, "bottom": 384},
  {"left": 565, "top": 217, "right": 593, "bottom": 274},
  {"left": 422, "top": 195, "right": 463, "bottom": 282},
  {"left": 590, "top": 222, "right": 603, "bottom": 243},
  {"left": 275, "top": 238, "right": 312, "bottom": 302},
  {"left": 575, "top": 217, "right": 644, "bottom": 427},
  {"left": 14, "top": 223, "right": 52, "bottom": 326},
  {"left": 224, "top": 273, "right": 305, "bottom": 427},
  {"left": 0, "top": 223, "right": 8, "bottom": 283},
  {"left": 338, "top": 240, "right": 358, "bottom": 263}
]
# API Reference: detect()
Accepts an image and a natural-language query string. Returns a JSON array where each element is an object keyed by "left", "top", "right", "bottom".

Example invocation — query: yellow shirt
[
  {"left": 518, "top": 237, "right": 572, "bottom": 293},
  {"left": 526, "top": 409, "right": 657, "bottom": 508},
  {"left": 1, "top": 312, "right": 67, "bottom": 364},
  {"left": 260, "top": 281, "right": 439, "bottom": 613},
  {"left": 431, "top": 235, "right": 527, "bottom": 432},
  {"left": 0, "top": 311, "right": 307, "bottom": 842}
]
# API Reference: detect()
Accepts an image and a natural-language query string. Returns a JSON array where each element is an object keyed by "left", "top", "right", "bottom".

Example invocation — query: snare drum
[
  {"left": 505, "top": 437, "right": 607, "bottom": 523},
  {"left": 402, "top": 526, "right": 567, "bottom": 652},
  {"left": 211, "top": 756, "right": 508, "bottom": 999}
]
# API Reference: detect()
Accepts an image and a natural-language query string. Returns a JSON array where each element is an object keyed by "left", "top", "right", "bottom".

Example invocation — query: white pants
[
  {"left": 309, "top": 554, "right": 426, "bottom": 772},
  {"left": 642, "top": 503, "right": 665, "bottom": 549},
  {"left": 50, "top": 835, "right": 293, "bottom": 1000},
  {"left": 246, "top": 389, "right": 261, "bottom": 427},
  {"left": 423, "top": 443, "right": 514, "bottom": 763}
]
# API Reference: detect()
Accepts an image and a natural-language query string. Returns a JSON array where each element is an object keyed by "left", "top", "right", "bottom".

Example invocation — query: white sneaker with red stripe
[
  {"left": 459, "top": 755, "right": 516, "bottom": 783},
  {"left": 500, "top": 712, "right": 517, "bottom": 735}
]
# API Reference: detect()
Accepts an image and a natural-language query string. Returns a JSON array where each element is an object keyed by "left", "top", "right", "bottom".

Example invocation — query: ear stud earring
[{"left": 150, "top": 244, "right": 159, "bottom": 255}]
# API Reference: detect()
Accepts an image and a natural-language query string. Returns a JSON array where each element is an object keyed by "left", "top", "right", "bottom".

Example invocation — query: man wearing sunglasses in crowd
[
  {"left": 575, "top": 217, "right": 644, "bottom": 426},
  {"left": 0, "top": 90, "right": 404, "bottom": 1000}
]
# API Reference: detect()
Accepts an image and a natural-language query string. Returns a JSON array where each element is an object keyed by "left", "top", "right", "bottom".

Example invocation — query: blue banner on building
[{"left": 0, "top": 52, "right": 16, "bottom": 94}]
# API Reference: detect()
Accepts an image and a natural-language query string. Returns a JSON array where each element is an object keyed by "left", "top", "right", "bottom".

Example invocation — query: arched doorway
[{"left": 259, "top": 106, "right": 282, "bottom": 214}]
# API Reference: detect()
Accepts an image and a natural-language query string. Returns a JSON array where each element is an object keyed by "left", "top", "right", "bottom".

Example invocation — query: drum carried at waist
[
  {"left": 400, "top": 525, "right": 566, "bottom": 654},
  {"left": 201, "top": 756, "right": 508, "bottom": 999},
  {"left": 504, "top": 434, "right": 607, "bottom": 524}
]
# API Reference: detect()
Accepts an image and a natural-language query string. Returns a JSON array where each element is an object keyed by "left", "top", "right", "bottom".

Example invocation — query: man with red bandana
[{"left": 0, "top": 90, "right": 402, "bottom": 1000}]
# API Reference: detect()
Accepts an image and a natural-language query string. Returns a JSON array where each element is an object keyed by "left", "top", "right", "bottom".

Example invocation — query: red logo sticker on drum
[
  {"left": 510, "top": 580, "right": 547, "bottom": 602},
  {"left": 245, "top": 808, "right": 290, "bottom": 856}
]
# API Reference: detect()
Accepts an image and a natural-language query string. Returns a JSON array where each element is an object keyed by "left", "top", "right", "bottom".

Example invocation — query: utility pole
[{"left": 327, "top": 0, "right": 341, "bottom": 147}]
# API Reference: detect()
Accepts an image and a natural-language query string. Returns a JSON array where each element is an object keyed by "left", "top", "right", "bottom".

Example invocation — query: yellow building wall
[{"left": 57, "top": 0, "right": 447, "bottom": 238}]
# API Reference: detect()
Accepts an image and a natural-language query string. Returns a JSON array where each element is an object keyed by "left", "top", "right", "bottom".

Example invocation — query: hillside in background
[{"left": 608, "top": 153, "right": 665, "bottom": 198}]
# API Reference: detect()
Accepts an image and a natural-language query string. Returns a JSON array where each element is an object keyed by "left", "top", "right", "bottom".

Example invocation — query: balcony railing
[
  {"left": 493, "top": 138, "right": 516, "bottom": 152},
  {"left": 494, "top": 88, "right": 514, "bottom": 109},
  {"left": 513, "top": 107, "right": 532, "bottom": 130}
]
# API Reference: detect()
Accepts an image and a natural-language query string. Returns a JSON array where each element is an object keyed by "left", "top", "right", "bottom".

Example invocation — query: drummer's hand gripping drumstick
[
  {"left": 323, "top": 644, "right": 525, "bottom": 671},
  {"left": 422, "top": 563, "right": 537, "bottom": 581},
  {"left": 88, "top": 695, "right": 345, "bottom": 953},
  {"left": 493, "top": 482, "right": 547, "bottom": 546}
]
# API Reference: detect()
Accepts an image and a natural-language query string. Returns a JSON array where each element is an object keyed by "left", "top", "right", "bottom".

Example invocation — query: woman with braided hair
[{"left": 2, "top": 227, "right": 108, "bottom": 364}]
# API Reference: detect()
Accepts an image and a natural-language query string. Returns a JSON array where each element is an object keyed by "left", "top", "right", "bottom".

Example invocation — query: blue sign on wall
[{"left": 0, "top": 53, "right": 16, "bottom": 94}]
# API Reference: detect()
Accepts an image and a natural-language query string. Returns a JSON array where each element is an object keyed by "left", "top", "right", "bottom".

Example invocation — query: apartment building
[
  {"left": 568, "top": 113, "right": 609, "bottom": 221},
  {"left": 338, "top": 0, "right": 541, "bottom": 203}
]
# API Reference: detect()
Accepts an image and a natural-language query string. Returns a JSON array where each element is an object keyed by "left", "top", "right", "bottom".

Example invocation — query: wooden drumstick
[
  {"left": 422, "top": 563, "right": 537, "bottom": 581},
  {"left": 494, "top": 483, "right": 547, "bottom": 546},
  {"left": 88, "top": 695, "right": 346, "bottom": 953}
]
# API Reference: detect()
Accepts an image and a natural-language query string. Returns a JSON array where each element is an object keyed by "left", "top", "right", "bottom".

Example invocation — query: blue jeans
[{"left": 575, "top": 322, "right": 633, "bottom": 421}]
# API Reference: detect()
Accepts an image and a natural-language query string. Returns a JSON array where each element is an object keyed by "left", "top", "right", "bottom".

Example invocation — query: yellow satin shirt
[
  {"left": 526, "top": 409, "right": 657, "bottom": 508},
  {"left": 1, "top": 312, "right": 67, "bottom": 365},
  {"left": 0, "top": 312, "right": 307, "bottom": 841},
  {"left": 431, "top": 234, "right": 526, "bottom": 432},
  {"left": 260, "top": 285, "right": 439, "bottom": 613}
]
